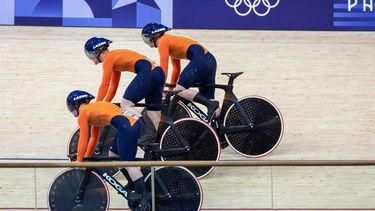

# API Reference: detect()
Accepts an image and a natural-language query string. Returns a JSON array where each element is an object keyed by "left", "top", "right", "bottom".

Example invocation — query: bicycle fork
[
  {"left": 74, "top": 168, "right": 130, "bottom": 203},
  {"left": 74, "top": 169, "right": 94, "bottom": 202}
]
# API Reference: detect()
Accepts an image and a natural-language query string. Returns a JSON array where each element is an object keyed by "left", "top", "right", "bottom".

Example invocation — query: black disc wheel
[
  {"left": 160, "top": 118, "right": 220, "bottom": 179},
  {"left": 145, "top": 166, "right": 202, "bottom": 211},
  {"left": 47, "top": 169, "right": 109, "bottom": 211},
  {"left": 223, "top": 96, "right": 284, "bottom": 157}
]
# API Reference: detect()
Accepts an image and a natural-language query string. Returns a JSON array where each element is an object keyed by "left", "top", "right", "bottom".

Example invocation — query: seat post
[
  {"left": 221, "top": 72, "right": 243, "bottom": 86},
  {"left": 228, "top": 76, "right": 235, "bottom": 86}
]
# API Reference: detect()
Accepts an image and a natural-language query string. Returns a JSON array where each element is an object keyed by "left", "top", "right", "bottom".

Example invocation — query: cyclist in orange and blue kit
[
  {"left": 141, "top": 23, "right": 219, "bottom": 120},
  {"left": 66, "top": 90, "right": 149, "bottom": 210},
  {"left": 84, "top": 37, "right": 165, "bottom": 131}
]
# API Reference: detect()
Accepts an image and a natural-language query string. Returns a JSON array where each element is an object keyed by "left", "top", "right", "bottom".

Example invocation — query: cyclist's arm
[
  {"left": 85, "top": 126, "right": 100, "bottom": 157},
  {"left": 104, "top": 71, "right": 120, "bottom": 102},
  {"left": 77, "top": 114, "right": 89, "bottom": 162},
  {"left": 158, "top": 41, "right": 170, "bottom": 79},
  {"left": 96, "top": 58, "right": 113, "bottom": 101},
  {"left": 170, "top": 58, "right": 181, "bottom": 85}
]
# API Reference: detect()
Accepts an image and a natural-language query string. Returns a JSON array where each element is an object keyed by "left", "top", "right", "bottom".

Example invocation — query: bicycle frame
[
  {"left": 176, "top": 75, "right": 254, "bottom": 136},
  {"left": 141, "top": 93, "right": 192, "bottom": 158},
  {"left": 73, "top": 155, "right": 129, "bottom": 202},
  {"left": 73, "top": 157, "right": 171, "bottom": 204},
  {"left": 91, "top": 94, "right": 192, "bottom": 159}
]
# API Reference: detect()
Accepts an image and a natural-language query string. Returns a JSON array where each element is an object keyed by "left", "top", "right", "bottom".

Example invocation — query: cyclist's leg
[
  {"left": 198, "top": 51, "right": 216, "bottom": 100},
  {"left": 108, "top": 133, "right": 137, "bottom": 192},
  {"left": 177, "top": 45, "right": 219, "bottom": 119},
  {"left": 177, "top": 85, "right": 219, "bottom": 121},
  {"left": 110, "top": 115, "right": 149, "bottom": 208},
  {"left": 110, "top": 116, "right": 141, "bottom": 177},
  {"left": 122, "top": 60, "right": 154, "bottom": 116},
  {"left": 144, "top": 66, "right": 165, "bottom": 130},
  {"left": 199, "top": 52, "right": 220, "bottom": 117},
  {"left": 123, "top": 60, "right": 164, "bottom": 129}
]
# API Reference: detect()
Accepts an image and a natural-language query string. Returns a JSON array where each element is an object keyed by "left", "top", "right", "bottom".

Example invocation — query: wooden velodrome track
[{"left": 0, "top": 25, "right": 374, "bottom": 210}]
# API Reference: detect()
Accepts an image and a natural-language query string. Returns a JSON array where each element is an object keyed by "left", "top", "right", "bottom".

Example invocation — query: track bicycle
[
  {"left": 47, "top": 154, "right": 203, "bottom": 211},
  {"left": 68, "top": 90, "right": 221, "bottom": 179},
  {"left": 171, "top": 72, "right": 284, "bottom": 158}
]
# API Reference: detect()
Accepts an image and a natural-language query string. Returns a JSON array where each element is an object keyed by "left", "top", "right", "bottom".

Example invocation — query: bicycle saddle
[{"left": 221, "top": 72, "right": 244, "bottom": 78}]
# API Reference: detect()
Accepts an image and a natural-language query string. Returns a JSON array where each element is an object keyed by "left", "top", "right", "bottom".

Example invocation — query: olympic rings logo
[{"left": 225, "top": 0, "right": 280, "bottom": 16}]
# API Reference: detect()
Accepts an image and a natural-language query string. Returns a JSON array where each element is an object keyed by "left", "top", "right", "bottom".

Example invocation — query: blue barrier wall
[{"left": 0, "top": 0, "right": 374, "bottom": 30}]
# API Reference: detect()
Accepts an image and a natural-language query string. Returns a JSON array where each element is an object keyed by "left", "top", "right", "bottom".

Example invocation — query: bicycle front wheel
[
  {"left": 145, "top": 166, "right": 202, "bottom": 211},
  {"left": 223, "top": 95, "right": 284, "bottom": 157},
  {"left": 160, "top": 118, "right": 220, "bottom": 179},
  {"left": 47, "top": 168, "right": 109, "bottom": 211},
  {"left": 68, "top": 126, "right": 119, "bottom": 176}
]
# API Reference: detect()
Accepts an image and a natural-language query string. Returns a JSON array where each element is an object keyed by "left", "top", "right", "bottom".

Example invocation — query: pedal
[
  {"left": 138, "top": 192, "right": 151, "bottom": 211},
  {"left": 127, "top": 191, "right": 141, "bottom": 210}
]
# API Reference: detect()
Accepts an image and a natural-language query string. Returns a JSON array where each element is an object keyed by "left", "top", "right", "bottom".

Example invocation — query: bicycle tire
[
  {"left": 47, "top": 168, "right": 109, "bottom": 211},
  {"left": 223, "top": 95, "right": 284, "bottom": 157},
  {"left": 68, "top": 126, "right": 119, "bottom": 176},
  {"left": 144, "top": 166, "right": 202, "bottom": 211},
  {"left": 160, "top": 118, "right": 220, "bottom": 179}
]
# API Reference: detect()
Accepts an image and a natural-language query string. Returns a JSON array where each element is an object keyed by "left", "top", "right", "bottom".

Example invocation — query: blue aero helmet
[
  {"left": 141, "top": 23, "right": 171, "bottom": 45},
  {"left": 66, "top": 90, "right": 95, "bottom": 114},
  {"left": 84, "top": 37, "right": 112, "bottom": 60}
]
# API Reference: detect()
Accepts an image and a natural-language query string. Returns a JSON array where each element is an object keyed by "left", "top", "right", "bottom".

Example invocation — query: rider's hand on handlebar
[
  {"left": 164, "top": 83, "right": 176, "bottom": 90},
  {"left": 67, "top": 153, "right": 77, "bottom": 161},
  {"left": 163, "top": 83, "right": 176, "bottom": 98}
]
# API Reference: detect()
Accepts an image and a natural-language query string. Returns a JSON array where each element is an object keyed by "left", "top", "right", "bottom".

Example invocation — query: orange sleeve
[
  {"left": 104, "top": 71, "right": 121, "bottom": 102},
  {"left": 170, "top": 58, "right": 181, "bottom": 85},
  {"left": 85, "top": 126, "right": 100, "bottom": 157},
  {"left": 77, "top": 113, "right": 89, "bottom": 162},
  {"left": 158, "top": 41, "right": 170, "bottom": 79},
  {"left": 96, "top": 56, "right": 114, "bottom": 101}
]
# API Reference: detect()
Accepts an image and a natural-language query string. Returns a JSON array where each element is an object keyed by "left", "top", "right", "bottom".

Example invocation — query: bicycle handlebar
[
  {"left": 164, "top": 83, "right": 176, "bottom": 88},
  {"left": 67, "top": 154, "right": 120, "bottom": 162}
]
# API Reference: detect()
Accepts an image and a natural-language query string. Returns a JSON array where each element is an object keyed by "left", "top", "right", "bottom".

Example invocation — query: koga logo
[
  {"left": 93, "top": 41, "right": 107, "bottom": 49},
  {"left": 151, "top": 28, "right": 166, "bottom": 34},
  {"left": 187, "top": 102, "right": 208, "bottom": 122},
  {"left": 102, "top": 172, "right": 127, "bottom": 197},
  {"left": 348, "top": 0, "right": 373, "bottom": 11},
  {"left": 225, "top": 0, "right": 280, "bottom": 16},
  {"left": 73, "top": 94, "right": 88, "bottom": 101}
]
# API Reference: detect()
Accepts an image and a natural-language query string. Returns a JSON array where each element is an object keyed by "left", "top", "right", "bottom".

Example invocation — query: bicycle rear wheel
[
  {"left": 145, "top": 166, "right": 202, "bottom": 211},
  {"left": 47, "top": 168, "right": 109, "bottom": 211},
  {"left": 223, "top": 95, "right": 284, "bottom": 157},
  {"left": 68, "top": 126, "right": 119, "bottom": 176},
  {"left": 160, "top": 118, "right": 220, "bottom": 179}
]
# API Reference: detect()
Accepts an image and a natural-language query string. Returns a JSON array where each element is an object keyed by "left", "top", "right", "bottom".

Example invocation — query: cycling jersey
[
  {"left": 96, "top": 49, "right": 156, "bottom": 102},
  {"left": 157, "top": 34, "right": 207, "bottom": 84},
  {"left": 76, "top": 101, "right": 137, "bottom": 161},
  {"left": 157, "top": 34, "right": 217, "bottom": 99}
]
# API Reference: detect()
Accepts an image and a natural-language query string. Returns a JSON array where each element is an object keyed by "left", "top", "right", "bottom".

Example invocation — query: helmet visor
[
  {"left": 66, "top": 102, "right": 75, "bottom": 112},
  {"left": 85, "top": 49, "right": 97, "bottom": 59},
  {"left": 142, "top": 34, "right": 152, "bottom": 45}
]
